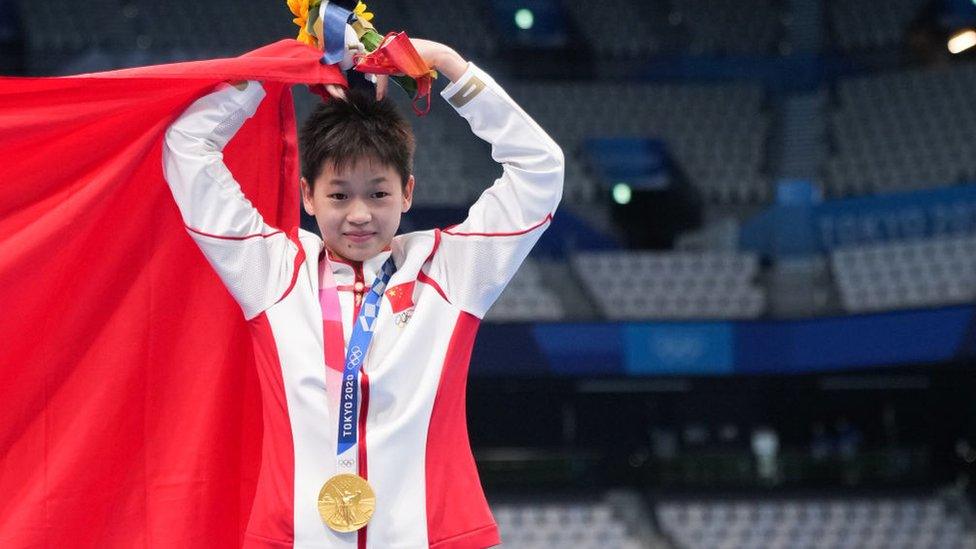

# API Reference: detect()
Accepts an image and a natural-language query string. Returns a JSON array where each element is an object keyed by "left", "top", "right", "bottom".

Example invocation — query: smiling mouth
[{"left": 344, "top": 232, "right": 376, "bottom": 243}]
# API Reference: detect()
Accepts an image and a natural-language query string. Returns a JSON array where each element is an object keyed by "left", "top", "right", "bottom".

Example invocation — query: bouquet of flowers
[{"left": 287, "top": 0, "right": 437, "bottom": 114}]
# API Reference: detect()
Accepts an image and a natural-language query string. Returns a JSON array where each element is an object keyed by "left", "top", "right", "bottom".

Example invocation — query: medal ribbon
[
  {"left": 319, "top": 1, "right": 354, "bottom": 65},
  {"left": 319, "top": 255, "right": 397, "bottom": 474},
  {"left": 318, "top": 254, "right": 345, "bottom": 416}
]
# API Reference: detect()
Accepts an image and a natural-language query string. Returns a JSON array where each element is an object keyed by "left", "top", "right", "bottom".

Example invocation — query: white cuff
[
  {"left": 214, "top": 80, "right": 266, "bottom": 117},
  {"left": 440, "top": 62, "right": 494, "bottom": 111}
]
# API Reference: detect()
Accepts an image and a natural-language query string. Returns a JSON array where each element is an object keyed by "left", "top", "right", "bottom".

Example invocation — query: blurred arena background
[{"left": 6, "top": 0, "right": 976, "bottom": 547}]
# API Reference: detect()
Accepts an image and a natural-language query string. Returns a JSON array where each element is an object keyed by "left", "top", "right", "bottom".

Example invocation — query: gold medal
[{"left": 318, "top": 473, "right": 376, "bottom": 533}]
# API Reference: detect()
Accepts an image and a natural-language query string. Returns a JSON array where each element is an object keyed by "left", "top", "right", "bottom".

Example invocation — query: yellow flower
[
  {"left": 287, "top": 0, "right": 318, "bottom": 46},
  {"left": 354, "top": 1, "right": 374, "bottom": 23}
]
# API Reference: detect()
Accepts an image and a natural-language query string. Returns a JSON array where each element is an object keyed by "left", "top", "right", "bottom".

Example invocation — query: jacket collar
[{"left": 318, "top": 244, "right": 394, "bottom": 287}]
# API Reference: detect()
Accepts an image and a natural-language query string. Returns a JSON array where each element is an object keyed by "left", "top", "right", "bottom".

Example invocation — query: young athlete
[{"left": 162, "top": 37, "right": 563, "bottom": 548}]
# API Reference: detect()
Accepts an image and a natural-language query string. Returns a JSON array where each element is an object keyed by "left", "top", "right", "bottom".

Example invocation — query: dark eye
[
  {"left": 372, "top": 191, "right": 390, "bottom": 199},
  {"left": 328, "top": 193, "right": 347, "bottom": 200}
]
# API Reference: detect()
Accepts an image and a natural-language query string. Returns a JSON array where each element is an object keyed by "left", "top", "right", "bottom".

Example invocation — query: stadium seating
[
  {"left": 23, "top": 0, "right": 976, "bottom": 324},
  {"left": 392, "top": 77, "right": 769, "bottom": 207},
  {"left": 20, "top": 0, "right": 771, "bottom": 207},
  {"left": 657, "top": 496, "right": 976, "bottom": 549},
  {"left": 830, "top": 234, "right": 976, "bottom": 313},
  {"left": 828, "top": 0, "right": 928, "bottom": 52},
  {"left": 667, "top": 0, "right": 784, "bottom": 56},
  {"left": 18, "top": 0, "right": 135, "bottom": 55},
  {"left": 563, "top": 0, "right": 784, "bottom": 58},
  {"left": 573, "top": 251, "right": 765, "bottom": 319},
  {"left": 131, "top": 0, "right": 290, "bottom": 56},
  {"left": 385, "top": 0, "right": 498, "bottom": 61},
  {"left": 562, "top": 0, "right": 665, "bottom": 59},
  {"left": 507, "top": 81, "right": 770, "bottom": 205},
  {"left": 493, "top": 499, "right": 649, "bottom": 549},
  {"left": 18, "top": 0, "right": 297, "bottom": 73},
  {"left": 826, "top": 62, "right": 976, "bottom": 197},
  {"left": 18, "top": 0, "right": 133, "bottom": 74}
]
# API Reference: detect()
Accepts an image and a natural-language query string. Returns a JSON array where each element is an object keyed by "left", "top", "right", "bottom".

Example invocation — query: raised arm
[
  {"left": 425, "top": 55, "right": 565, "bottom": 317},
  {"left": 162, "top": 81, "right": 301, "bottom": 320}
]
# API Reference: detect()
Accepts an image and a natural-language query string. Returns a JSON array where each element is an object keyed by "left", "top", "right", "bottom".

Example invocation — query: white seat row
[
  {"left": 826, "top": 62, "right": 976, "bottom": 197},
  {"left": 493, "top": 500, "right": 646, "bottom": 549},
  {"left": 658, "top": 497, "right": 976, "bottom": 549},
  {"left": 577, "top": 251, "right": 759, "bottom": 276},
  {"left": 573, "top": 251, "right": 765, "bottom": 319},
  {"left": 831, "top": 234, "right": 976, "bottom": 313},
  {"left": 486, "top": 259, "right": 566, "bottom": 322}
]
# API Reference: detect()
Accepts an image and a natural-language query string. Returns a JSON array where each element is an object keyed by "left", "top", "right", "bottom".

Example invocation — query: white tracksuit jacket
[{"left": 162, "top": 62, "right": 564, "bottom": 549}]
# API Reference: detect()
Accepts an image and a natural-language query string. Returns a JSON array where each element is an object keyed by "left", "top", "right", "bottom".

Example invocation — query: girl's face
[{"left": 301, "top": 156, "right": 414, "bottom": 262}]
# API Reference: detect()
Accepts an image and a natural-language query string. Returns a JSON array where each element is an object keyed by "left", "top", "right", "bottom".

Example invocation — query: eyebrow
[{"left": 326, "top": 177, "right": 389, "bottom": 186}]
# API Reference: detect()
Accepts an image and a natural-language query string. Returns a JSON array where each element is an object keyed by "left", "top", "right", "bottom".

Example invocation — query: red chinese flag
[{"left": 0, "top": 41, "right": 343, "bottom": 548}]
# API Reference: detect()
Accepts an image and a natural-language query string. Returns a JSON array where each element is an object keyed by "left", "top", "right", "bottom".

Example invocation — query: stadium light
[
  {"left": 948, "top": 29, "right": 976, "bottom": 54},
  {"left": 612, "top": 182, "right": 632, "bottom": 205},
  {"left": 514, "top": 8, "right": 534, "bottom": 30}
]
